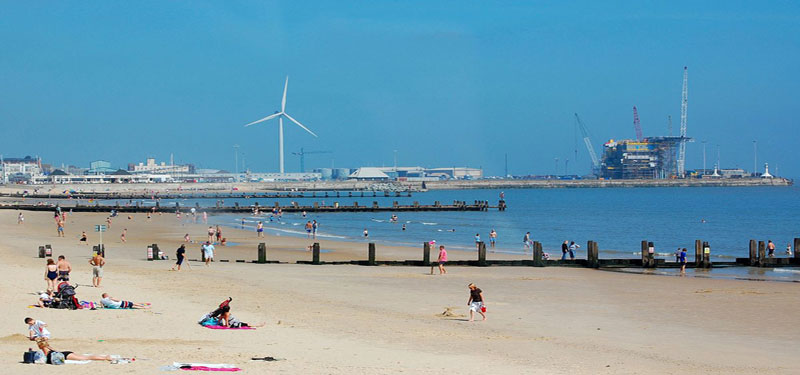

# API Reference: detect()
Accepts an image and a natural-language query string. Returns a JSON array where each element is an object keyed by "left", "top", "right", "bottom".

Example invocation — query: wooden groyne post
[
  {"left": 702, "top": 241, "right": 711, "bottom": 268},
  {"left": 257, "top": 242, "right": 267, "bottom": 264},
  {"left": 641, "top": 240, "right": 655, "bottom": 268},
  {"left": 758, "top": 241, "right": 766, "bottom": 266},
  {"left": 587, "top": 241, "right": 599, "bottom": 268},
  {"left": 477, "top": 241, "right": 487, "bottom": 266},
  {"left": 532, "top": 241, "right": 544, "bottom": 267},
  {"left": 795, "top": 238, "right": 800, "bottom": 262},
  {"left": 694, "top": 240, "right": 702, "bottom": 267},
  {"left": 749, "top": 240, "right": 758, "bottom": 266},
  {"left": 423, "top": 242, "right": 431, "bottom": 265},
  {"left": 312, "top": 242, "right": 321, "bottom": 265},
  {"left": 368, "top": 243, "right": 376, "bottom": 266}
]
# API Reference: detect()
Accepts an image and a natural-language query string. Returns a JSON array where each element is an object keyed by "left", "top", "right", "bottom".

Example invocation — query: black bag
[{"left": 23, "top": 350, "right": 37, "bottom": 364}]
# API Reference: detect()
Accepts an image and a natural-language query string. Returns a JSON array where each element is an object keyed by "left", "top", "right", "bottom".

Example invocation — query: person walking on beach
[
  {"left": 171, "top": 244, "right": 186, "bottom": 271},
  {"left": 89, "top": 253, "right": 105, "bottom": 287},
  {"left": 120, "top": 228, "right": 127, "bottom": 243},
  {"left": 568, "top": 241, "right": 580, "bottom": 260},
  {"left": 56, "top": 255, "right": 71, "bottom": 282},
  {"left": 561, "top": 241, "right": 569, "bottom": 260},
  {"left": 489, "top": 229, "right": 497, "bottom": 249},
  {"left": 257, "top": 221, "right": 264, "bottom": 238},
  {"left": 184, "top": 233, "right": 191, "bottom": 243},
  {"left": 679, "top": 248, "right": 688, "bottom": 275},
  {"left": 56, "top": 220, "right": 65, "bottom": 237},
  {"left": 523, "top": 232, "right": 531, "bottom": 251},
  {"left": 207, "top": 226, "right": 215, "bottom": 242},
  {"left": 44, "top": 259, "right": 58, "bottom": 292},
  {"left": 202, "top": 241, "right": 215, "bottom": 266},
  {"left": 18, "top": 212, "right": 24, "bottom": 224},
  {"left": 467, "top": 283, "right": 487, "bottom": 322},
  {"left": 203, "top": 211, "right": 208, "bottom": 224},
  {"left": 216, "top": 225, "right": 223, "bottom": 243},
  {"left": 436, "top": 245, "right": 448, "bottom": 275},
  {"left": 474, "top": 233, "right": 481, "bottom": 250},
  {"left": 767, "top": 240, "right": 776, "bottom": 257}
]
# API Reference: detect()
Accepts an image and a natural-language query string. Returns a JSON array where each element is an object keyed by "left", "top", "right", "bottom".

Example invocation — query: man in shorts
[
  {"left": 89, "top": 253, "right": 105, "bottom": 287},
  {"left": 100, "top": 293, "right": 149, "bottom": 309},
  {"left": 202, "top": 241, "right": 215, "bottom": 266},
  {"left": 56, "top": 256, "right": 71, "bottom": 282}
]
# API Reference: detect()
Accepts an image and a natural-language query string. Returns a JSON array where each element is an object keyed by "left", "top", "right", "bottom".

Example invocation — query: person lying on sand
[
  {"left": 37, "top": 338, "right": 112, "bottom": 364},
  {"left": 100, "top": 293, "right": 150, "bottom": 309}
]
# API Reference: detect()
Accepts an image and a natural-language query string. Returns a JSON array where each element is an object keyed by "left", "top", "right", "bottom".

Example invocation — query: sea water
[{"left": 143, "top": 186, "right": 799, "bottom": 262}]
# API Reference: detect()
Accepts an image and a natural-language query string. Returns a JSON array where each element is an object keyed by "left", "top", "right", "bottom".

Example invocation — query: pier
[{"left": 0, "top": 190, "right": 414, "bottom": 200}]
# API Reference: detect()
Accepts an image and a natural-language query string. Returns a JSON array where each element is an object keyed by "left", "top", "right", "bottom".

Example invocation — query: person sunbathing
[
  {"left": 198, "top": 298, "right": 264, "bottom": 328},
  {"left": 37, "top": 338, "right": 112, "bottom": 364},
  {"left": 100, "top": 293, "right": 150, "bottom": 309}
]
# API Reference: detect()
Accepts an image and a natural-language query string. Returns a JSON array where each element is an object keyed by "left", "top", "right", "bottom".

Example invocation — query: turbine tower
[
  {"left": 244, "top": 76, "right": 317, "bottom": 173},
  {"left": 677, "top": 67, "right": 688, "bottom": 176}
]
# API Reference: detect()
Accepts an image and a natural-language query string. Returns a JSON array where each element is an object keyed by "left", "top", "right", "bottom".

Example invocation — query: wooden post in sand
[
  {"left": 749, "top": 240, "right": 758, "bottom": 266},
  {"left": 38, "top": 246, "right": 45, "bottom": 258},
  {"left": 587, "top": 241, "right": 599, "bottom": 268},
  {"left": 257, "top": 243, "right": 267, "bottom": 264},
  {"left": 702, "top": 241, "right": 711, "bottom": 268},
  {"left": 794, "top": 238, "right": 800, "bottom": 260},
  {"left": 694, "top": 240, "right": 702, "bottom": 267},
  {"left": 368, "top": 243, "right": 376, "bottom": 265},
  {"left": 758, "top": 241, "right": 766, "bottom": 266},
  {"left": 647, "top": 241, "right": 655, "bottom": 268},
  {"left": 423, "top": 242, "right": 431, "bottom": 265},
  {"left": 640, "top": 240, "right": 648, "bottom": 267},
  {"left": 312, "top": 242, "right": 321, "bottom": 265},
  {"left": 478, "top": 241, "right": 487, "bottom": 266},
  {"left": 532, "top": 241, "right": 543, "bottom": 267}
]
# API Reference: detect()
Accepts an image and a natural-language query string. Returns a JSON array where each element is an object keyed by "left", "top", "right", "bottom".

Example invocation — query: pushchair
[{"left": 51, "top": 282, "right": 81, "bottom": 310}]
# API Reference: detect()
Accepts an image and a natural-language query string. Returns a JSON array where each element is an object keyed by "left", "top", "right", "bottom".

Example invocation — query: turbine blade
[
  {"left": 283, "top": 112, "right": 317, "bottom": 137},
  {"left": 244, "top": 112, "right": 281, "bottom": 127},
  {"left": 281, "top": 76, "right": 288, "bottom": 112}
]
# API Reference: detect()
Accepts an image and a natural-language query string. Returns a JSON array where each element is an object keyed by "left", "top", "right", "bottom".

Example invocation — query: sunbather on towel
[
  {"left": 100, "top": 293, "right": 149, "bottom": 309},
  {"left": 37, "top": 338, "right": 112, "bottom": 364},
  {"left": 198, "top": 298, "right": 264, "bottom": 328}
]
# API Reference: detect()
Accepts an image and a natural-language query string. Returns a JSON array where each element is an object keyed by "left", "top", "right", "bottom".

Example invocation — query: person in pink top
[{"left": 436, "top": 245, "right": 447, "bottom": 275}]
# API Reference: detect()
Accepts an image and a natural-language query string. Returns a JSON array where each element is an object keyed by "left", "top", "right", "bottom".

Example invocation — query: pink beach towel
[
  {"left": 203, "top": 325, "right": 255, "bottom": 330},
  {"left": 180, "top": 366, "right": 242, "bottom": 371}
]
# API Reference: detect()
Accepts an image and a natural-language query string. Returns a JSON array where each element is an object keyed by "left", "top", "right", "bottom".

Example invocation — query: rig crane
[
  {"left": 633, "top": 106, "right": 643, "bottom": 141},
  {"left": 292, "top": 148, "right": 332, "bottom": 173},
  {"left": 574, "top": 113, "right": 600, "bottom": 174},
  {"left": 677, "top": 67, "right": 689, "bottom": 176}
]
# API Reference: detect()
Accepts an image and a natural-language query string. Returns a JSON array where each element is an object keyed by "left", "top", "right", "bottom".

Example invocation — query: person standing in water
[
  {"left": 489, "top": 229, "right": 497, "bottom": 249},
  {"left": 256, "top": 221, "right": 264, "bottom": 238},
  {"left": 474, "top": 233, "right": 481, "bottom": 250},
  {"left": 679, "top": 248, "right": 687, "bottom": 275},
  {"left": 767, "top": 240, "right": 776, "bottom": 258}
]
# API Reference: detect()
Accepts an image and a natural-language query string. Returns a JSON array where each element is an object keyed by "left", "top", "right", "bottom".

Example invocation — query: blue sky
[{"left": 1, "top": 1, "right": 798, "bottom": 177}]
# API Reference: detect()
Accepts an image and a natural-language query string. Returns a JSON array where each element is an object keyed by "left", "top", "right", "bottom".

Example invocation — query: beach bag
[
  {"left": 23, "top": 350, "right": 37, "bottom": 364},
  {"left": 50, "top": 351, "right": 66, "bottom": 365}
]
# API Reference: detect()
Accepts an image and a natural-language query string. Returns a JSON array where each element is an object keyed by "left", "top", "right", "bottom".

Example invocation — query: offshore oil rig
[{"left": 576, "top": 67, "right": 693, "bottom": 179}]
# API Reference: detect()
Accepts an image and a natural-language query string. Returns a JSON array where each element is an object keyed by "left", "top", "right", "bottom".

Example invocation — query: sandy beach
[{"left": 1, "top": 209, "right": 798, "bottom": 374}]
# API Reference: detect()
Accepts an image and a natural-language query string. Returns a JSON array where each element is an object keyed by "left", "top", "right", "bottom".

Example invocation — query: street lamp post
[{"left": 753, "top": 140, "right": 758, "bottom": 177}]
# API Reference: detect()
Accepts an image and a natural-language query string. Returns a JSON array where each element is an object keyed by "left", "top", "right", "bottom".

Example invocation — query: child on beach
[
  {"left": 257, "top": 221, "right": 264, "bottom": 237},
  {"left": 467, "top": 283, "right": 487, "bottom": 322},
  {"left": 79, "top": 231, "right": 88, "bottom": 244},
  {"left": 120, "top": 228, "right": 127, "bottom": 243},
  {"left": 25, "top": 317, "right": 51, "bottom": 340}
]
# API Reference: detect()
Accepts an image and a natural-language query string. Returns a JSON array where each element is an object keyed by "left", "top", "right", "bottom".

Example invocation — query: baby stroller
[{"left": 51, "top": 282, "right": 81, "bottom": 310}]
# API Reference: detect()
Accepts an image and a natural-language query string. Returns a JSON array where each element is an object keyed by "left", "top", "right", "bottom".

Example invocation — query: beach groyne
[{"left": 0, "top": 200, "right": 496, "bottom": 213}]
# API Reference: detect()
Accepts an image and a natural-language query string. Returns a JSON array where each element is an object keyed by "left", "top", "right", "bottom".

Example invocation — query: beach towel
[
  {"left": 172, "top": 362, "right": 240, "bottom": 371},
  {"left": 64, "top": 360, "right": 91, "bottom": 364},
  {"left": 202, "top": 325, "right": 255, "bottom": 330}
]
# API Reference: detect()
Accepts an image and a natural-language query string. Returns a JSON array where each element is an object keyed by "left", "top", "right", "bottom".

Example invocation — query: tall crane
[
  {"left": 574, "top": 113, "right": 600, "bottom": 174},
  {"left": 677, "top": 67, "right": 689, "bottom": 176},
  {"left": 291, "top": 148, "right": 332, "bottom": 173},
  {"left": 633, "top": 106, "right": 643, "bottom": 141}
]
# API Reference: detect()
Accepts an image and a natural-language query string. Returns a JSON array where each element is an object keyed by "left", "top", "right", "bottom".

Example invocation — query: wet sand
[{"left": 0, "top": 209, "right": 798, "bottom": 374}]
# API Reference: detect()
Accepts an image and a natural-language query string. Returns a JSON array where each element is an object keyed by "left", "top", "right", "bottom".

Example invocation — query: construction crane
[
  {"left": 677, "top": 67, "right": 688, "bottom": 176},
  {"left": 291, "top": 148, "right": 332, "bottom": 173},
  {"left": 574, "top": 113, "right": 600, "bottom": 174},
  {"left": 633, "top": 106, "right": 643, "bottom": 141}
]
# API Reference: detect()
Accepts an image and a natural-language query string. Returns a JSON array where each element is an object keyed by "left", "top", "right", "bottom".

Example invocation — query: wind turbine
[{"left": 244, "top": 76, "right": 317, "bottom": 174}]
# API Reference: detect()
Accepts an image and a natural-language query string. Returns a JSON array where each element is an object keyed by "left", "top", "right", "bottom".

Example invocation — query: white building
[
  {"left": 130, "top": 158, "right": 191, "bottom": 174},
  {"left": 1, "top": 156, "right": 42, "bottom": 183}
]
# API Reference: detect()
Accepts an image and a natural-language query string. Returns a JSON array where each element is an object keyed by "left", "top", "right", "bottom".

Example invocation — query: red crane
[{"left": 633, "top": 106, "right": 643, "bottom": 141}]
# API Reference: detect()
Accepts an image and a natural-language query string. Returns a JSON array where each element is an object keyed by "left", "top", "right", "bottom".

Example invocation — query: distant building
[
  {"left": 129, "top": 158, "right": 192, "bottom": 174},
  {"left": 1, "top": 155, "right": 42, "bottom": 183},
  {"left": 348, "top": 167, "right": 390, "bottom": 181},
  {"left": 424, "top": 167, "right": 482, "bottom": 180},
  {"left": 88, "top": 160, "right": 116, "bottom": 175}
]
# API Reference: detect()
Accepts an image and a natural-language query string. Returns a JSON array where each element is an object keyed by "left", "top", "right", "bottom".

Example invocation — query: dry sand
[{"left": 0, "top": 209, "right": 798, "bottom": 374}]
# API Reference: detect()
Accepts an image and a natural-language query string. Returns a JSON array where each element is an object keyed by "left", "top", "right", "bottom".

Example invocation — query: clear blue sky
[{"left": 1, "top": 1, "right": 798, "bottom": 177}]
